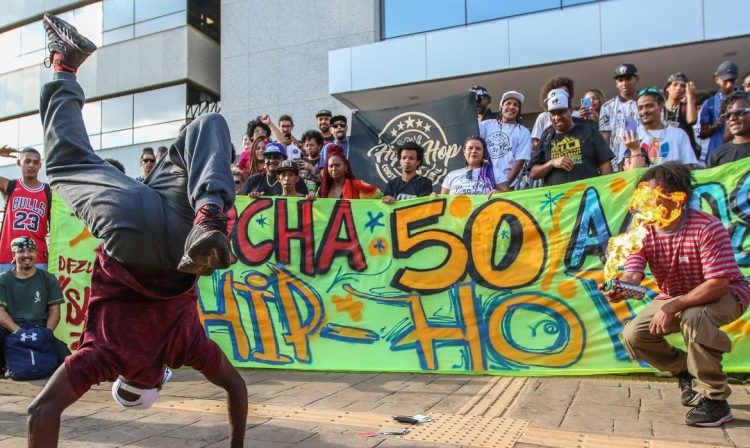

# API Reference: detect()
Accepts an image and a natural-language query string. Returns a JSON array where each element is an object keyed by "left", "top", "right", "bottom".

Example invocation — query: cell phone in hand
[
  {"left": 624, "top": 118, "right": 638, "bottom": 136},
  {"left": 580, "top": 97, "right": 592, "bottom": 109}
]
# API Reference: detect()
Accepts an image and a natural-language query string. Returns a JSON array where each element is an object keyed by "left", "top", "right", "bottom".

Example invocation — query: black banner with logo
[{"left": 349, "top": 92, "right": 479, "bottom": 191}]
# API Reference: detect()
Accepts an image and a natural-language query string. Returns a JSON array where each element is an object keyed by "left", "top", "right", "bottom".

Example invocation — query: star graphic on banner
[
  {"left": 423, "top": 123, "right": 432, "bottom": 132},
  {"left": 364, "top": 211, "right": 385, "bottom": 233},
  {"left": 404, "top": 116, "right": 415, "bottom": 128},
  {"left": 397, "top": 122, "right": 405, "bottom": 131},
  {"left": 415, "top": 118, "right": 424, "bottom": 128},
  {"left": 540, "top": 191, "right": 564, "bottom": 219},
  {"left": 256, "top": 215, "right": 268, "bottom": 227},
  {"left": 372, "top": 238, "right": 385, "bottom": 253},
  {"left": 391, "top": 128, "right": 398, "bottom": 137},
  {"left": 500, "top": 229, "right": 510, "bottom": 239}
]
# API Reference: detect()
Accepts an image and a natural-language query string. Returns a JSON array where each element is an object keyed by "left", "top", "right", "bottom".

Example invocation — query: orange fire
[{"left": 603, "top": 182, "right": 687, "bottom": 281}]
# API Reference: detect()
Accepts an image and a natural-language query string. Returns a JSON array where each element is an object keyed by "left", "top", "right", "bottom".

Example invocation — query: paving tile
[
  {"left": 573, "top": 383, "right": 637, "bottom": 406},
  {"left": 613, "top": 418, "right": 653, "bottom": 437},
  {"left": 373, "top": 402, "right": 431, "bottom": 416},
  {"left": 129, "top": 435, "right": 210, "bottom": 447},
  {"left": 567, "top": 403, "right": 639, "bottom": 421},
  {"left": 510, "top": 404, "right": 567, "bottom": 428},
  {"left": 724, "top": 423, "right": 750, "bottom": 447},
  {"left": 559, "top": 415, "right": 614, "bottom": 434},
  {"left": 294, "top": 431, "right": 383, "bottom": 447},
  {"left": 652, "top": 420, "right": 732, "bottom": 445},
  {"left": 0, "top": 437, "right": 31, "bottom": 447},
  {"left": 242, "top": 421, "right": 317, "bottom": 443}
]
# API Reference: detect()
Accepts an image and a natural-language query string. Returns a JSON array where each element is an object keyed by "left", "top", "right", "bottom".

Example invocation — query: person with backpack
[
  {"left": 0, "top": 147, "right": 52, "bottom": 271},
  {"left": 0, "top": 236, "right": 69, "bottom": 378}
]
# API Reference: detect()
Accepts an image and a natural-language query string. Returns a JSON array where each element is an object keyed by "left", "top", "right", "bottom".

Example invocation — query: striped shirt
[{"left": 624, "top": 208, "right": 750, "bottom": 310}]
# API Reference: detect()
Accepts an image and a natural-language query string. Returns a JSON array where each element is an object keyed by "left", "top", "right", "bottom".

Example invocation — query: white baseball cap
[
  {"left": 112, "top": 367, "right": 172, "bottom": 409},
  {"left": 545, "top": 88, "right": 570, "bottom": 111},
  {"left": 500, "top": 90, "right": 525, "bottom": 106}
]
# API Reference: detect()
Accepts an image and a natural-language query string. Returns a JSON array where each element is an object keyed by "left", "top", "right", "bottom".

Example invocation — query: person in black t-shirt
[
  {"left": 382, "top": 142, "right": 434, "bottom": 204},
  {"left": 239, "top": 142, "right": 307, "bottom": 197},
  {"left": 707, "top": 92, "right": 750, "bottom": 167},
  {"left": 530, "top": 89, "right": 613, "bottom": 186}
]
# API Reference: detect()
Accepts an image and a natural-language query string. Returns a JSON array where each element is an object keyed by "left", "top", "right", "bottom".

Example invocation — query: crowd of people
[
  {"left": 0, "top": 13, "right": 748, "bottom": 444},
  {"left": 155, "top": 60, "right": 747, "bottom": 204}
]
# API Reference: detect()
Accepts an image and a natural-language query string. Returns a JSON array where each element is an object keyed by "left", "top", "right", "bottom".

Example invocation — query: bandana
[{"left": 11, "top": 236, "right": 36, "bottom": 253}]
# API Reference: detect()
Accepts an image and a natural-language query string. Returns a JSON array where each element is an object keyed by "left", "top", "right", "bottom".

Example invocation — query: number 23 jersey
[{"left": 0, "top": 180, "right": 50, "bottom": 264}]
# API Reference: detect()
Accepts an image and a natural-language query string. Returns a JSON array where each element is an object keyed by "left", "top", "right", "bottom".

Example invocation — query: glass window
[
  {"left": 82, "top": 101, "right": 102, "bottom": 135},
  {"left": 563, "top": 0, "right": 598, "bottom": 5},
  {"left": 467, "top": 0, "right": 560, "bottom": 23},
  {"left": 135, "top": 0, "right": 185, "bottom": 22},
  {"left": 101, "top": 129, "right": 132, "bottom": 148},
  {"left": 101, "top": 95, "right": 133, "bottom": 133},
  {"left": 188, "top": 0, "right": 220, "bottom": 43},
  {"left": 382, "top": 0, "right": 465, "bottom": 38},
  {"left": 103, "top": 0, "right": 134, "bottom": 30},
  {"left": 103, "top": 26, "right": 134, "bottom": 45},
  {"left": 0, "top": 29, "right": 22, "bottom": 74},
  {"left": 133, "top": 85, "right": 184, "bottom": 128},
  {"left": 0, "top": 119, "right": 19, "bottom": 155},
  {"left": 73, "top": 3, "right": 104, "bottom": 47},
  {"left": 19, "top": 23, "right": 44, "bottom": 55},
  {"left": 88, "top": 134, "right": 102, "bottom": 151},
  {"left": 133, "top": 120, "right": 183, "bottom": 144},
  {"left": 18, "top": 114, "right": 42, "bottom": 148},
  {"left": 134, "top": 12, "right": 185, "bottom": 38}
]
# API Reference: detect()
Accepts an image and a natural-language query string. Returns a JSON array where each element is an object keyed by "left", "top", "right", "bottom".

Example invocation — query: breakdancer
[{"left": 26, "top": 13, "right": 247, "bottom": 447}]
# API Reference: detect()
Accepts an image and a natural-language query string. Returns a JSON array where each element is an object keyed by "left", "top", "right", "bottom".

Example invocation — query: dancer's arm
[{"left": 202, "top": 354, "right": 248, "bottom": 448}]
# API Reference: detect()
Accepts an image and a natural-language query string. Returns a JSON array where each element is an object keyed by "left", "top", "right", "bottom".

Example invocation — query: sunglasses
[
  {"left": 234, "top": 180, "right": 242, "bottom": 185},
  {"left": 332, "top": 123, "right": 347, "bottom": 129},
  {"left": 720, "top": 107, "right": 750, "bottom": 121},
  {"left": 141, "top": 158, "right": 156, "bottom": 163},
  {"left": 636, "top": 87, "right": 663, "bottom": 100}
]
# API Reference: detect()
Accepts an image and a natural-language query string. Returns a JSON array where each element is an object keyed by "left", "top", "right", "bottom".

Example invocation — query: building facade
[{"left": 1, "top": 0, "right": 749, "bottom": 182}]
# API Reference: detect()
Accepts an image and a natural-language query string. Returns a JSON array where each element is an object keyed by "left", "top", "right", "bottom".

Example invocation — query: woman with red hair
[{"left": 318, "top": 145, "right": 382, "bottom": 199}]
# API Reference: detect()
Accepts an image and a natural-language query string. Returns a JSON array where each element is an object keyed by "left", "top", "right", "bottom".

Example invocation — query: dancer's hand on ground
[{"left": 0, "top": 145, "right": 18, "bottom": 158}]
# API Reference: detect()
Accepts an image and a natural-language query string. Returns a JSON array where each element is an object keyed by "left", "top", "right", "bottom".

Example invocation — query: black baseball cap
[
  {"left": 613, "top": 63, "right": 638, "bottom": 79},
  {"left": 330, "top": 115, "right": 347, "bottom": 125},
  {"left": 316, "top": 109, "right": 332, "bottom": 118},
  {"left": 715, "top": 61, "right": 739, "bottom": 81},
  {"left": 471, "top": 85, "right": 490, "bottom": 98},
  {"left": 276, "top": 160, "right": 299, "bottom": 175}
]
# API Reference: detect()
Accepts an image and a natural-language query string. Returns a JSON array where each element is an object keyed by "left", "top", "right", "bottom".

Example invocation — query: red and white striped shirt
[{"left": 624, "top": 208, "right": 750, "bottom": 310}]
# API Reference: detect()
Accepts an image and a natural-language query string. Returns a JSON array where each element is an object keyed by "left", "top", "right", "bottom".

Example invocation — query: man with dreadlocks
[{"left": 602, "top": 161, "right": 750, "bottom": 427}]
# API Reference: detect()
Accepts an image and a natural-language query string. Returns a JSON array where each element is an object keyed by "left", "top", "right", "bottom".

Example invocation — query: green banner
[{"left": 50, "top": 160, "right": 750, "bottom": 375}]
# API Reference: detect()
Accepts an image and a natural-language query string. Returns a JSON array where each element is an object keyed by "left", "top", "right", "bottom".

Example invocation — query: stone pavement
[{"left": 1, "top": 369, "right": 749, "bottom": 447}]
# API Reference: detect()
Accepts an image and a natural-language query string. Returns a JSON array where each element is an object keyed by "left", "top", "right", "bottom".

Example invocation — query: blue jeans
[{"left": 41, "top": 72, "right": 235, "bottom": 270}]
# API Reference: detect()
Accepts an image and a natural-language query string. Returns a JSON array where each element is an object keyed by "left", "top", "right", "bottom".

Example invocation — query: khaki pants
[{"left": 622, "top": 292, "right": 743, "bottom": 400}]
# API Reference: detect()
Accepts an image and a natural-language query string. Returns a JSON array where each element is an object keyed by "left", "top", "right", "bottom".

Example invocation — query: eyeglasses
[
  {"left": 720, "top": 107, "right": 750, "bottom": 121},
  {"left": 141, "top": 158, "right": 156, "bottom": 164},
  {"left": 332, "top": 123, "right": 347, "bottom": 129}
]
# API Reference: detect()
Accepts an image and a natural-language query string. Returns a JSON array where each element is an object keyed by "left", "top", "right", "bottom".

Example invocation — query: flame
[{"left": 603, "top": 182, "right": 686, "bottom": 281}]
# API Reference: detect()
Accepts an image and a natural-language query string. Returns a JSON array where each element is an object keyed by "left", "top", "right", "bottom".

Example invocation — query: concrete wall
[
  {"left": 220, "top": 0, "right": 379, "bottom": 151},
  {"left": 329, "top": 0, "right": 750, "bottom": 94}
]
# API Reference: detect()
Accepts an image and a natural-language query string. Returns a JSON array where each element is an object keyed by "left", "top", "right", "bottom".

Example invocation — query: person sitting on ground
[
  {"left": 602, "top": 162, "right": 749, "bottom": 427},
  {"left": 240, "top": 141, "right": 307, "bottom": 197},
  {"left": 382, "top": 141, "right": 433, "bottom": 204},
  {"left": 440, "top": 136, "right": 500, "bottom": 196},
  {"left": 619, "top": 87, "right": 697, "bottom": 170},
  {"left": 707, "top": 91, "right": 750, "bottom": 167},
  {"left": 27, "top": 14, "right": 247, "bottom": 447},
  {"left": 0, "top": 237, "right": 70, "bottom": 376},
  {"left": 318, "top": 145, "right": 381, "bottom": 199}
]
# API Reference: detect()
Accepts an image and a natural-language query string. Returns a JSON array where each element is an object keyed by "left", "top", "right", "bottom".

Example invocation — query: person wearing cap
[
  {"left": 620, "top": 88, "right": 697, "bottom": 171},
  {"left": 240, "top": 141, "right": 308, "bottom": 197},
  {"left": 276, "top": 160, "right": 317, "bottom": 200},
  {"left": 531, "top": 76, "right": 576, "bottom": 151},
  {"left": 664, "top": 73, "right": 699, "bottom": 158},
  {"left": 699, "top": 61, "right": 740, "bottom": 159},
  {"left": 315, "top": 109, "right": 335, "bottom": 145},
  {"left": 0, "top": 236, "right": 70, "bottom": 376},
  {"left": 471, "top": 85, "right": 499, "bottom": 122},
  {"left": 382, "top": 141, "right": 434, "bottom": 204},
  {"left": 600, "top": 63, "right": 640, "bottom": 170},
  {"left": 479, "top": 90, "right": 531, "bottom": 191},
  {"left": 0, "top": 146, "right": 51, "bottom": 272},
  {"left": 318, "top": 115, "right": 349, "bottom": 166},
  {"left": 707, "top": 91, "right": 750, "bottom": 167},
  {"left": 530, "top": 89, "right": 613, "bottom": 186}
]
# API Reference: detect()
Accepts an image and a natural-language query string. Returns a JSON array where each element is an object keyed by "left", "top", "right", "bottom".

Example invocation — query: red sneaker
[
  {"left": 42, "top": 13, "right": 97, "bottom": 73},
  {"left": 177, "top": 204, "right": 233, "bottom": 276}
]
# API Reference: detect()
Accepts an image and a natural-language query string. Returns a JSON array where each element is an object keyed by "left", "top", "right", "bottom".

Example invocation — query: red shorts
[{"left": 65, "top": 245, "right": 222, "bottom": 396}]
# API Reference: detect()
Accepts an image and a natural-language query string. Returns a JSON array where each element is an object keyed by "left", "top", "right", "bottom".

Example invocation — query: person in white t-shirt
[
  {"left": 600, "top": 63, "right": 640, "bottom": 170},
  {"left": 479, "top": 90, "right": 531, "bottom": 191},
  {"left": 620, "top": 87, "right": 697, "bottom": 170},
  {"left": 441, "top": 136, "right": 499, "bottom": 196}
]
